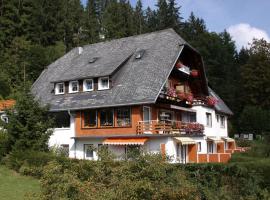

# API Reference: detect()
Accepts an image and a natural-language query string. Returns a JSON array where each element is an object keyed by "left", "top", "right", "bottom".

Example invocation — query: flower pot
[
  {"left": 175, "top": 62, "right": 182, "bottom": 69},
  {"left": 207, "top": 96, "right": 217, "bottom": 106},
  {"left": 186, "top": 94, "right": 194, "bottom": 103},
  {"left": 177, "top": 92, "right": 186, "bottom": 100},
  {"left": 191, "top": 70, "right": 199, "bottom": 77}
]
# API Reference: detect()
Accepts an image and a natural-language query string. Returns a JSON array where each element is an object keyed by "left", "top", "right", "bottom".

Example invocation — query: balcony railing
[{"left": 137, "top": 120, "right": 204, "bottom": 135}]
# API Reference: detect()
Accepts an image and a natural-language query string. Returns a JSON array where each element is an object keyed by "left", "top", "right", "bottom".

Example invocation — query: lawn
[{"left": 0, "top": 165, "right": 40, "bottom": 200}]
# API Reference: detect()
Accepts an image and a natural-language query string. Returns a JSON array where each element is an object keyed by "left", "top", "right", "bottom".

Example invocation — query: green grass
[{"left": 0, "top": 165, "right": 40, "bottom": 200}]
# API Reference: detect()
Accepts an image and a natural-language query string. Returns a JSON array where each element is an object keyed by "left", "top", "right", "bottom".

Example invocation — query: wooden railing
[{"left": 137, "top": 120, "right": 204, "bottom": 135}]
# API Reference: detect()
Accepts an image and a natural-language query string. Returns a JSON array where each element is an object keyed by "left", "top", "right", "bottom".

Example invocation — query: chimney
[{"left": 78, "top": 47, "right": 83, "bottom": 55}]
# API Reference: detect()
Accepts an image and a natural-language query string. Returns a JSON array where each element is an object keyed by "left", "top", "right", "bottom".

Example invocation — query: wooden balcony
[{"left": 137, "top": 120, "right": 204, "bottom": 135}]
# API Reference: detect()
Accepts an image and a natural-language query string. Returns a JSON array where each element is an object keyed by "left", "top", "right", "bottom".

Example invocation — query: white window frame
[
  {"left": 83, "top": 79, "right": 94, "bottom": 92},
  {"left": 220, "top": 115, "right": 225, "bottom": 128},
  {"left": 206, "top": 112, "right": 212, "bottom": 127},
  {"left": 69, "top": 81, "right": 79, "bottom": 93},
  {"left": 98, "top": 77, "right": 109, "bottom": 90},
  {"left": 197, "top": 142, "right": 202, "bottom": 152},
  {"left": 55, "top": 82, "right": 65, "bottom": 95}
]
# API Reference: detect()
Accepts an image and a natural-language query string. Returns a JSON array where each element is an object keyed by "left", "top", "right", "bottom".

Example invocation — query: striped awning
[
  {"left": 103, "top": 138, "right": 148, "bottom": 145},
  {"left": 207, "top": 137, "right": 224, "bottom": 143},
  {"left": 174, "top": 137, "right": 196, "bottom": 145},
  {"left": 222, "top": 137, "right": 235, "bottom": 142}
]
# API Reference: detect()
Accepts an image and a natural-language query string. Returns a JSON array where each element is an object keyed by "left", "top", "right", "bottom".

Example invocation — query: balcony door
[{"left": 143, "top": 106, "right": 151, "bottom": 133}]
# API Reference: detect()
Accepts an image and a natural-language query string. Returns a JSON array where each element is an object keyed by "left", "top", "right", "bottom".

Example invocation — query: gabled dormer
[{"left": 158, "top": 45, "right": 209, "bottom": 107}]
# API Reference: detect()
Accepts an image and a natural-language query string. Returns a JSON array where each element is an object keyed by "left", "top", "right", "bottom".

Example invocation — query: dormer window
[
  {"left": 83, "top": 79, "right": 94, "bottom": 92},
  {"left": 98, "top": 77, "right": 109, "bottom": 90},
  {"left": 55, "top": 83, "right": 64, "bottom": 95},
  {"left": 69, "top": 81, "right": 79, "bottom": 93}
]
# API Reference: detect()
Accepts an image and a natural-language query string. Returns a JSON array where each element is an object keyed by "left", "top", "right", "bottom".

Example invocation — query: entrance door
[{"left": 180, "top": 144, "right": 188, "bottom": 164}]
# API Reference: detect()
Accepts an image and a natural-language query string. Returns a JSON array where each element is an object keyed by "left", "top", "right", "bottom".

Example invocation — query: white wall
[
  {"left": 49, "top": 111, "right": 76, "bottom": 158},
  {"left": 193, "top": 106, "right": 228, "bottom": 138}
]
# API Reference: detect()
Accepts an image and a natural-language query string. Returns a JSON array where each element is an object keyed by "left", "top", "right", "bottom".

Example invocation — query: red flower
[
  {"left": 207, "top": 96, "right": 217, "bottom": 106},
  {"left": 175, "top": 62, "right": 183, "bottom": 69},
  {"left": 191, "top": 70, "right": 199, "bottom": 77}
]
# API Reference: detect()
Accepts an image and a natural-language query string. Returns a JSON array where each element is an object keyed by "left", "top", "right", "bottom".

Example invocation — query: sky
[{"left": 81, "top": 0, "right": 270, "bottom": 51}]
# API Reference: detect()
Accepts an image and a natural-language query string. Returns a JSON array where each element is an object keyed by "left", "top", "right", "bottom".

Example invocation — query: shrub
[
  {"left": 236, "top": 139, "right": 252, "bottom": 147},
  {"left": 0, "top": 130, "right": 9, "bottom": 161}
]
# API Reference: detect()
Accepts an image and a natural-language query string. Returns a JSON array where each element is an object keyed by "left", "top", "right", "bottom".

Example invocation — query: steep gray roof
[
  {"left": 209, "top": 87, "right": 233, "bottom": 116},
  {"left": 32, "top": 29, "right": 187, "bottom": 111}
]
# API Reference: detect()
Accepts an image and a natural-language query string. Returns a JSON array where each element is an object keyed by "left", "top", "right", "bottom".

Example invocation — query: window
[
  {"left": 116, "top": 107, "right": 131, "bottom": 127},
  {"left": 55, "top": 83, "right": 64, "bottom": 94},
  {"left": 100, "top": 109, "right": 114, "bottom": 126},
  {"left": 52, "top": 112, "right": 70, "bottom": 128},
  {"left": 83, "top": 79, "right": 93, "bottom": 91},
  {"left": 84, "top": 110, "right": 97, "bottom": 127},
  {"left": 84, "top": 144, "right": 94, "bottom": 159},
  {"left": 207, "top": 142, "right": 214, "bottom": 153},
  {"left": 69, "top": 81, "right": 79, "bottom": 93},
  {"left": 98, "top": 77, "right": 109, "bottom": 90},
  {"left": 182, "top": 112, "right": 196, "bottom": 123},
  {"left": 197, "top": 142, "right": 202, "bottom": 152},
  {"left": 220, "top": 115, "right": 225, "bottom": 128},
  {"left": 206, "top": 113, "right": 212, "bottom": 127},
  {"left": 216, "top": 114, "right": 219, "bottom": 122}
]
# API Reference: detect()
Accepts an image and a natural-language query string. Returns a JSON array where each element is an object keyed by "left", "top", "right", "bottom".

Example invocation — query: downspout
[{"left": 68, "top": 109, "right": 77, "bottom": 159}]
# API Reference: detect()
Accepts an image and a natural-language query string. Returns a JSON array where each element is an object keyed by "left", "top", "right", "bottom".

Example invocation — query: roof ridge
[{"left": 81, "top": 28, "right": 181, "bottom": 49}]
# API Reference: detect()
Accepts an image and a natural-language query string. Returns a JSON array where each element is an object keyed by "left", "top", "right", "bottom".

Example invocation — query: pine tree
[
  {"left": 145, "top": 7, "right": 158, "bottom": 32},
  {"left": 83, "top": 0, "right": 100, "bottom": 44},
  {"left": 103, "top": 0, "right": 135, "bottom": 39},
  {"left": 134, "top": 0, "right": 145, "bottom": 35},
  {"left": 156, "top": 0, "right": 168, "bottom": 30},
  {"left": 167, "top": 0, "right": 182, "bottom": 33},
  {"left": 241, "top": 39, "right": 270, "bottom": 108},
  {"left": 4, "top": 86, "right": 54, "bottom": 152}
]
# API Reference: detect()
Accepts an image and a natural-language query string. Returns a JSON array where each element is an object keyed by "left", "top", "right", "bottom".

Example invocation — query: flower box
[
  {"left": 186, "top": 93, "right": 194, "bottom": 103},
  {"left": 191, "top": 70, "right": 199, "bottom": 77},
  {"left": 175, "top": 62, "right": 183, "bottom": 69},
  {"left": 207, "top": 96, "right": 217, "bottom": 106}
]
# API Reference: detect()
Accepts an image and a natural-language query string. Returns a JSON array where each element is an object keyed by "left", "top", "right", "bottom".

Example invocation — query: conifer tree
[
  {"left": 83, "top": 0, "right": 100, "bottom": 44},
  {"left": 134, "top": 0, "right": 145, "bottom": 35}
]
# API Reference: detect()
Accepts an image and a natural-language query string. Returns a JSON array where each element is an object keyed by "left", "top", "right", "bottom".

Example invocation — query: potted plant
[
  {"left": 175, "top": 61, "right": 183, "bottom": 69},
  {"left": 191, "top": 69, "right": 199, "bottom": 77},
  {"left": 177, "top": 91, "right": 186, "bottom": 100},
  {"left": 186, "top": 93, "right": 194, "bottom": 103},
  {"left": 167, "top": 87, "right": 177, "bottom": 100},
  {"left": 207, "top": 96, "right": 217, "bottom": 106}
]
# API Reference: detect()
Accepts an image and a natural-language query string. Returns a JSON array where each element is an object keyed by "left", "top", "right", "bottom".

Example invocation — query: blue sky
[{"left": 81, "top": 0, "right": 270, "bottom": 50}]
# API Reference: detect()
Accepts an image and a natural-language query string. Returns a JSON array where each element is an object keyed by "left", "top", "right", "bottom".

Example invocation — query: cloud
[{"left": 227, "top": 23, "right": 270, "bottom": 50}]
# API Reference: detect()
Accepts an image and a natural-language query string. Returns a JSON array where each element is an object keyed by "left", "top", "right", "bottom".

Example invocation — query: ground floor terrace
[{"left": 61, "top": 135, "right": 241, "bottom": 164}]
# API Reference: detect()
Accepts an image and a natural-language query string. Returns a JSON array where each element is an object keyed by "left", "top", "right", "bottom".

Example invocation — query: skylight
[
  {"left": 135, "top": 50, "right": 145, "bottom": 60},
  {"left": 88, "top": 57, "right": 99, "bottom": 63}
]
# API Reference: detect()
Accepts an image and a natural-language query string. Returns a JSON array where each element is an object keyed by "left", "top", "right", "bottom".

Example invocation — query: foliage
[
  {"left": 0, "top": 130, "right": 9, "bottom": 160},
  {"left": 3, "top": 88, "right": 54, "bottom": 154},
  {"left": 239, "top": 106, "right": 270, "bottom": 135}
]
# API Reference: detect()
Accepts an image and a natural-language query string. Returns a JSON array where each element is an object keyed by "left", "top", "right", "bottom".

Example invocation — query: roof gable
[{"left": 32, "top": 29, "right": 189, "bottom": 111}]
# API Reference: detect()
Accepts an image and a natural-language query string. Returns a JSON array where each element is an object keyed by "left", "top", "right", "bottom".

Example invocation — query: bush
[
  {"left": 236, "top": 139, "right": 252, "bottom": 147},
  {"left": 0, "top": 130, "right": 9, "bottom": 161},
  {"left": 3, "top": 150, "right": 64, "bottom": 177}
]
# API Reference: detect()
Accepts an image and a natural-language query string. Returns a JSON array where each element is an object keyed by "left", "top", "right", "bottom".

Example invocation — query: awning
[
  {"left": 222, "top": 137, "right": 235, "bottom": 142},
  {"left": 174, "top": 137, "right": 196, "bottom": 145},
  {"left": 207, "top": 137, "right": 224, "bottom": 143},
  {"left": 103, "top": 138, "right": 148, "bottom": 145}
]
